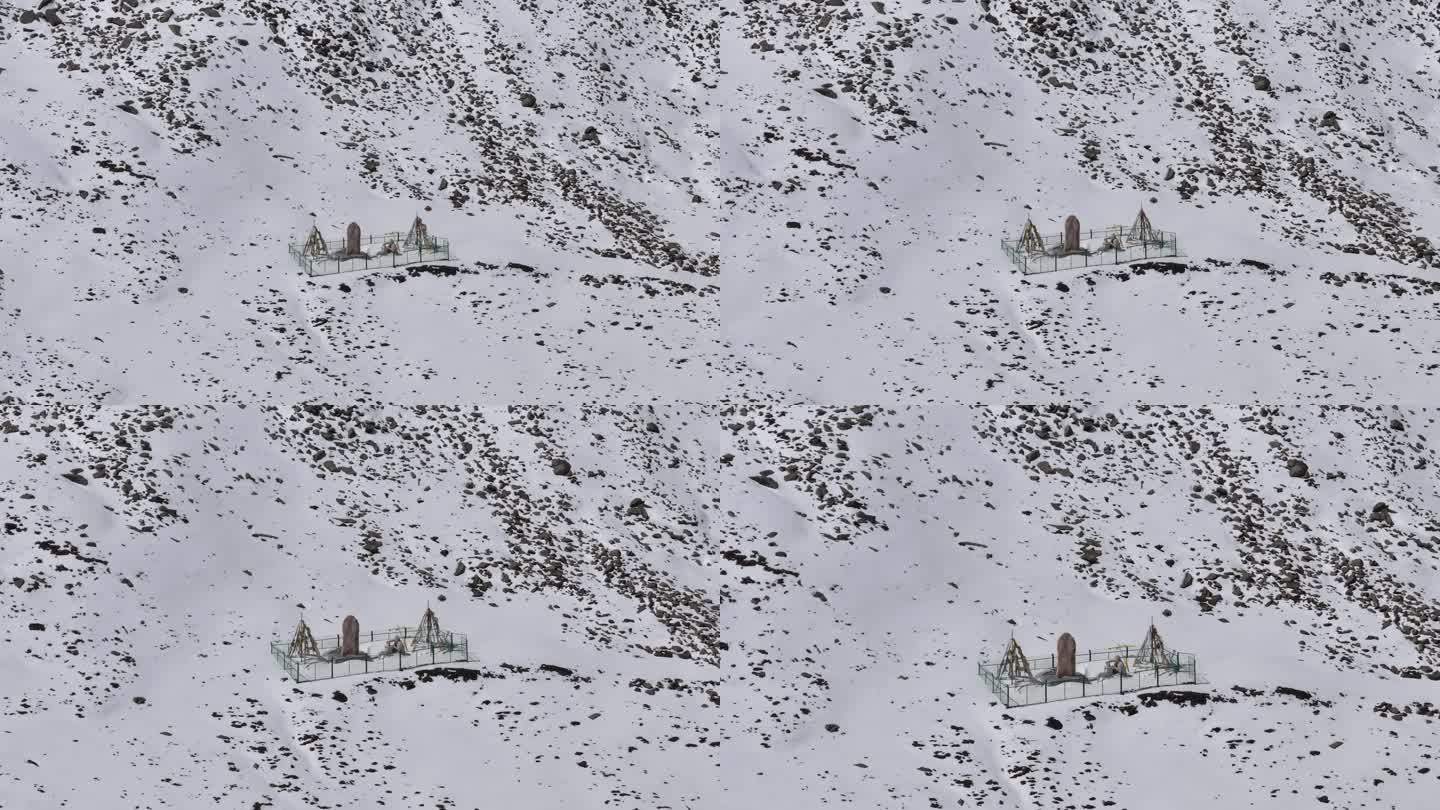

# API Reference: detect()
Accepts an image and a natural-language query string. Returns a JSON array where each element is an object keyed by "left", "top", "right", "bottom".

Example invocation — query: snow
[{"left": 3, "top": 0, "right": 1440, "bottom": 808}]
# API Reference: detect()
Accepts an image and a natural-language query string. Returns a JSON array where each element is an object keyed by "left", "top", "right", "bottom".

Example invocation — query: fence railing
[
  {"left": 288, "top": 233, "right": 452, "bottom": 277},
  {"left": 1000, "top": 226, "right": 1179, "bottom": 275},
  {"left": 270, "top": 626, "right": 470, "bottom": 683},
  {"left": 978, "top": 647, "right": 1198, "bottom": 708}
]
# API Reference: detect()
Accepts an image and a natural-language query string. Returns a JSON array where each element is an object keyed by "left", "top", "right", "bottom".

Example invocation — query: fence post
[{"left": 331, "top": 659, "right": 334, "bottom": 679}]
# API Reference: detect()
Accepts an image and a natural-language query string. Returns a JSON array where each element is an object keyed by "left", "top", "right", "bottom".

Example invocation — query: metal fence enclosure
[
  {"left": 978, "top": 647, "right": 1198, "bottom": 708},
  {"left": 270, "top": 626, "right": 470, "bottom": 683},
  {"left": 1000, "top": 226, "right": 1180, "bottom": 275},
  {"left": 288, "top": 233, "right": 452, "bottom": 277}
]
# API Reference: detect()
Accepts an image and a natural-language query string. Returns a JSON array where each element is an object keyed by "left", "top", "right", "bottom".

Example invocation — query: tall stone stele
[
  {"left": 340, "top": 615, "right": 361, "bottom": 657},
  {"left": 1063, "top": 215, "right": 1081, "bottom": 253},
  {"left": 345, "top": 222, "right": 362, "bottom": 256},
  {"left": 1056, "top": 632, "right": 1077, "bottom": 677}
]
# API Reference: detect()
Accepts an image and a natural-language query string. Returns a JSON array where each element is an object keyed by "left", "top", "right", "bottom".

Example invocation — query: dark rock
[
  {"left": 1287, "top": 459, "right": 1309, "bottom": 478},
  {"left": 519, "top": 92, "right": 537, "bottom": 108},
  {"left": 1274, "top": 686, "right": 1312, "bottom": 701},
  {"left": 750, "top": 474, "right": 779, "bottom": 489},
  {"left": 1181, "top": 571, "right": 1194, "bottom": 588},
  {"left": 332, "top": 691, "right": 348, "bottom": 702},
  {"left": 815, "top": 86, "right": 838, "bottom": 99},
  {"left": 1055, "top": 281, "right": 1069, "bottom": 292},
  {"left": 61, "top": 471, "right": 89, "bottom": 486},
  {"left": 28, "top": 622, "right": 44, "bottom": 631},
  {"left": 825, "top": 723, "right": 840, "bottom": 732},
  {"left": 1252, "top": 75, "right": 1271, "bottom": 91},
  {"left": 1135, "top": 690, "right": 1210, "bottom": 708},
  {"left": 551, "top": 458, "right": 572, "bottom": 476},
  {"left": 1045, "top": 717, "right": 1063, "bottom": 730},
  {"left": 539, "top": 664, "right": 574, "bottom": 677},
  {"left": 414, "top": 667, "right": 479, "bottom": 683}
]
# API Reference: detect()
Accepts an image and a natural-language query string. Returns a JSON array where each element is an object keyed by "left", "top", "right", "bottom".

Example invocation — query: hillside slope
[
  {"left": 718, "top": 403, "right": 1440, "bottom": 808},
  {"left": 0, "top": 402, "right": 720, "bottom": 808},
  {"left": 0, "top": 0, "right": 720, "bottom": 403},
  {"left": 3, "top": 0, "right": 1440, "bottom": 808},
  {"left": 718, "top": 0, "right": 1440, "bottom": 401}
]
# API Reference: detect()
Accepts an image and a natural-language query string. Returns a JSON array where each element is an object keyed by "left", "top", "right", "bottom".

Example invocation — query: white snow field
[
  {"left": 0, "top": 403, "right": 722, "bottom": 808},
  {"left": 718, "top": 404, "right": 1440, "bottom": 809},
  {"left": 717, "top": 0, "right": 1440, "bottom": 403},
  {"left": 0, "top": 0, "right": 720, "bottom": 403},
  {"left": 2, "top": 0, "right": 1440, "bottom": 809}
]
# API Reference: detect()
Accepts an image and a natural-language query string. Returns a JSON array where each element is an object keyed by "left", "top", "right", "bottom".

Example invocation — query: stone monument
[
  {"left": 1063, "top": 215, "right": 1081, "bottom": 254},
  {"left": 340, "top": 615, "right": 360, "bottom": 657},
  {"left": 1056, "top": 632, "right": 1076, "bottom": 677},
  {"left": 344, "top": 222, "right": 362, "bottom": 256}
]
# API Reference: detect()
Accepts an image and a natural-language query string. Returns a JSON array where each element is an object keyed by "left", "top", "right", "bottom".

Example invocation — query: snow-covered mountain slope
[
  {"left": 718, "top": 403, "right": 1440, "bottom": 808},
  {"left": 5, "top": 0, "right": 1440, "bottom": 808},
  {"left": 0, "top": 0, "right": 720, "bottom": 403},
  {"left": 6, "top": 401, "right": 1440, "bottom": 807},
  {"left": 0, "top": 402, "right": 720, "bottom": 807},
  {"left": 718, "top": 0, "right": 1440, "bottom": 401},
  {"left": 4, "top": 0, "right": 1437, "bottom": 403}
]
